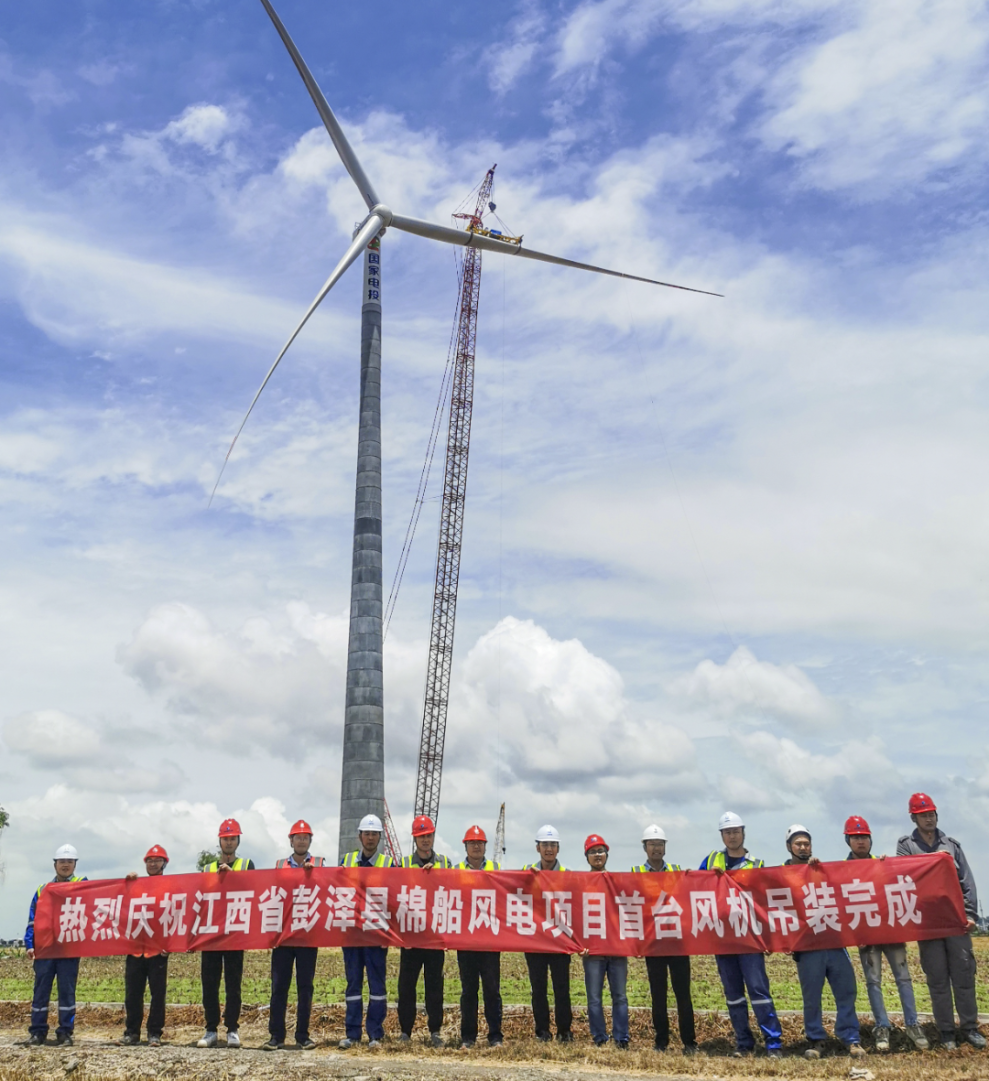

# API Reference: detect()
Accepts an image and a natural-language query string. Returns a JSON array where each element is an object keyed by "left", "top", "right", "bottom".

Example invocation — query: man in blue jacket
[
  {"left": 700, "top": 813, "right": 782, "bottom": 1059},
  {"left": 26, "top": 844, "right": 87, "bottom": 1046}
]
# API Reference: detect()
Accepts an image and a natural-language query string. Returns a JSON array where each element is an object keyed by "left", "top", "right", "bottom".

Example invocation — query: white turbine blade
[
  {"left": 390, "top": 214, "right": 722, "bottom": 296},
  {"left": 259, "top": 0, "right": 379, "bottom": 210},
  {"left": 209, "top": 212, "right": 384, "bottom": 506}
]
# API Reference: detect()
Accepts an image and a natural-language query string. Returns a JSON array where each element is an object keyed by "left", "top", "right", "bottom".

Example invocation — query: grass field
[{"left": 3, "top": 939, "right": 989, "bottom": 1014}]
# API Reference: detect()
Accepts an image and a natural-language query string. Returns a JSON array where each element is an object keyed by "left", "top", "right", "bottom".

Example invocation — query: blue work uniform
[
  {"left": 341, "top": 849, "right": 393, "bottom": 1042},
  {"left": 699, "top": 851, "right": 782, "bottom": 1052},
  {"left": 269, "top": 853, "right": 325, "bottom": 1045},
  {"left": 26, "top": 875, "right": 88, "bottom": 1040}
]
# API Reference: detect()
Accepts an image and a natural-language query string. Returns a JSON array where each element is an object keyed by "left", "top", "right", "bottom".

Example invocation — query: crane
[
  {"left": 494, "top": 802, "right": 506, "bottom": 866},
  {"left": 382, "top": 798, "right": 404, "bottom": 864},
  {"left": 413, "top": 166, "right": 512, "bottom": 824}
]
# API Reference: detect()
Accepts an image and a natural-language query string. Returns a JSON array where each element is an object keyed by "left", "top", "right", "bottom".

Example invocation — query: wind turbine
[{"left": 219, "top": 0, "right": 720, "bottom": 859}]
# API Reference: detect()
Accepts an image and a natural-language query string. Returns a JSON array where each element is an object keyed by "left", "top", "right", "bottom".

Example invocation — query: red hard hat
[
  {"left": 289, "top": 819, "right": 313, "bottom": 837},
  {"left": 908, "top": 792, "right": 937, "bottom": 815},
  {"left": 218, "top": 818, "right": 242, "bottom": 838},
  {"left": 144, "top": 844, "right": 169, "bottom": 862},
  {"left": 412, "top": 814, "right": 436, "bottom": 838},
  {"left": 463, "top": 824, "right": 487, "bottom": 843},
  {"left": 584, "top": 833, "right": 609, "bottom": 854},
  {"left": 844, "top": 815, "right": 871, "bottom": 836}
]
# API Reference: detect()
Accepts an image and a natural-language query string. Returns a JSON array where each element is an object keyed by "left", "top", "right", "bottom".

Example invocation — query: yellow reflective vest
[
  {"left": 206, "top": 857, "right": 254, "bottom": 872},
  {"left": 276, "top": 855, "right": 326, "bottom": 868},
  {"left": 341, "top": 851, "right": 392, "bottom": 868},
  {"left": 704, "top": 850, "right": 764, "bottom": 870},
  {"left": 632, "top": 861, "right": 682, "bottom": 872},
  {"left": 457, "top": 860, "right": 501, "bottom": 870},
  {"left": 401, "top": 852, "right": 453, "bottom": 868}
]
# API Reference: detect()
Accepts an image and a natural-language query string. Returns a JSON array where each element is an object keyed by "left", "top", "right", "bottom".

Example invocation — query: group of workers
[{"left": 24, "top": 791, "right": 984, "bottom": 1058}]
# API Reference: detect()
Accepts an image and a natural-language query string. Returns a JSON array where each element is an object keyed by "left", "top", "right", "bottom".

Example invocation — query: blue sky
[{"left": 2, "top": 0, "right": 989, "bottom": 933}]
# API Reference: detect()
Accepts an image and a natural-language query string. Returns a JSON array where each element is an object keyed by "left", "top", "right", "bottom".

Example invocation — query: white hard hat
[
  {"left": 358, "top": 814, "right": 383, "bottom": 832},
  {"left": 718, "top": 811, "right": 745, "bottom": 831},
  {"left": 54, "top": 844, "right": 79, "bottom": 861},
  {"left": 786, "top": 823, "right": 811, "bottom": 843},
  {"left": 642, "top": 824, "right": 667, "bottom": 842},
  {"left": 535, "top": 824, "right": 560, "bottom": 843}
]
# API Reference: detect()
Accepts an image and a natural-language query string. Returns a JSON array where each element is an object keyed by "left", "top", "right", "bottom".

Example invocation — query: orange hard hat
[
  {"left": 908, "top": 792, "right": 937, "bottom": 815},
  {"left": 218, "top": 818, "right": 242, "bottom": 838},
  {"left": 463, "top": 824, "right": 487, "bottom": 843},
  {"left": 289, "top": 819, "right": 313, "bottom": 837},
  {"left": 584, "top": 834, "right": 609, "bottom": 854},
  {"left": 412, "top": 815, "right": 436, "bottom": 838},
  {"left": 144, "top": 844, "right": 169, "bottom": 863},
  {"left": 844, "top": 815, "right": 871, "bottom": 836}
]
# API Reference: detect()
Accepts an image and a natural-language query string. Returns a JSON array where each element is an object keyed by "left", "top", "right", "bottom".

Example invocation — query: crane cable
[{"left": 382, "top": 247, "right": 467, "bottom": 641}]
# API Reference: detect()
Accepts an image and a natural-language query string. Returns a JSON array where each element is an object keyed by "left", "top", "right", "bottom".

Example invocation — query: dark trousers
[
  {"left": 202, "top": 950, "right": 244, "bottom": 1032},
  {"left": 457, "top": 951, "right": 502, "bottom": 1044},
  {"left": 124, "top": 954, "right": 169, "bottom": 1039},
  {"left": 525, "top": 952, "right": 572, "bottom": 1037},
  {"left": 645, "top": 955, "right": 696, "bottom": 1049},
  {"left": 269, "top": 946, "right": 317, "bottom": 1044},
  {"left": 918, "top": 934, "right": 979, "bottom": 1035},
  {"left": 343, "top": 946, "right": 388, "bottom": 1041},
  {"left": 397, "top": 947, "right": 445, "bottom": 1035},
  {"left": 30, "top": 957, "right": 80, "bottom": 1038}
]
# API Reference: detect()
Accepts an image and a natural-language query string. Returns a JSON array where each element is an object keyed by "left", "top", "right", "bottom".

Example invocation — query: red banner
[{"left": 34, "top": 854, "right": 965, "bottom": 959}]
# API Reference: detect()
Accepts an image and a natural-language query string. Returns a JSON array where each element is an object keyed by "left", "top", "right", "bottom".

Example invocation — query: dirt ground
[{"left": 1, "top": 1003, "right": 988, "bottom": 1081}]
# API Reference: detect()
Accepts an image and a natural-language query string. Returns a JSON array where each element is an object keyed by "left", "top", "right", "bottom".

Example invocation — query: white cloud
[
  {"left": 450, "top": 616, "right": 704, "bottom": 797},
  {"left": 670, "top": 646, "right": 840, "bottom": 730},
  {"left": 761, "top": 0, "right": 989, "bottom": 194},
  {"left": 163, "top": 104, "right": 237, "bottom": 152},
  {"left": 2, "top": 710, "right": 184, "bottom": 795},
  {"left": 487, "top": 4, "right": 548, "bottom": 93},
  {"left": 730, "top": 729, "right": 904, "bottom": 822}
]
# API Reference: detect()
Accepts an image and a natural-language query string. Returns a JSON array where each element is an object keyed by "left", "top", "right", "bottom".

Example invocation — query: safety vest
[
  {"left": 523, "top": 862, "right": 567, "bottom": 871},
  {"left": 204, "top": 856, "right": 249, "bottom": 873},
  {"left": 275, "top": 856, "right": 326, "bottom": 868},
  {"left": 36, "top": 875, "right": 85, "bottom": 899},
  {"left": 632, "top": 862, "right": 682, "bottom": 872},
  {"left": 705, "top": 850, "right": 764, "bottom": 871},
  {"left": 457, "top": 860, "right": 501, "bottom": 870},
  {"left": 341, "top": 851, "right": 392, "bottom": 868},
  {"left": 400, "top": 853, "right": 453, "bottom": 869}
]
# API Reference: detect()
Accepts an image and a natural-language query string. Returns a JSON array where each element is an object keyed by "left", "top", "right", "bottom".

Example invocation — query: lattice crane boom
[{"left": 413, "top": 167, "right": 498, "bottom": 823}]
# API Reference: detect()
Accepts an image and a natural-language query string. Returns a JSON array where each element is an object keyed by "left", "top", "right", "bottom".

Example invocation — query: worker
[
  {"left": 397, "top": 814, "right": 452, "bottom": 1047},
  {"left": 26, "top": 844, "right": 87, "bottom": 1047},
  {"left": 455, "top": 825, "right": 503, "bottom": 1049},
  {"left": 843, "top": 814, "right": 927, "bottom": 1052},
  {"left": 633, "top": 825, "right": 697, "bottom": 1054},
  {"left": 700, "top": 813, "right": 783, "bottom": 1059},
  {"left": 523, "top": 825, "right": 572, "bottom": 1043},
  {"left": 262, "top": 820, "right": 325, "bottom": 1052},
  {"left": 339, "top": 813, "right": 394, "bottom": 1050},
  {"left": 582, "top": 834, "right": 629, "bottom": 1049},
  {"left": 896, "top": 793, "right": 985, "bottom": 1050},
  {"left": 119, "top": 846, "right": 170, "bottom": 1047},
  {"left": 198, "top": 818, "right": 255, "bottom": 1050},
  {"left": 782, "top": 825, "right": 864, "bottom": 1060}
]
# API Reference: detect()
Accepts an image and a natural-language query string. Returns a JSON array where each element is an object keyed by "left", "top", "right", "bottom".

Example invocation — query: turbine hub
[{"left": 370, "top": 203, "right": 393, "bottom": 228}]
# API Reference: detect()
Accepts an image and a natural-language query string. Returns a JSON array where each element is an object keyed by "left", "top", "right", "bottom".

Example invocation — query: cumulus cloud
[
  {"left": 729, "top": 729, "right": 904, "bottom": 821},
  {"left": 163, "top": 104, "right": 238, "bottom": 152},
  {"left": 450, "top": 616, "right": 704, "bottom": 798},
  {"left": 117, "top": 601, "right": 348, "bottom": 751},
  {"left": 669, "top": 646, "right": 840, "bottom": 730},
  {"left": 2, "top": 710, "right": 184, "bottom": 795}
]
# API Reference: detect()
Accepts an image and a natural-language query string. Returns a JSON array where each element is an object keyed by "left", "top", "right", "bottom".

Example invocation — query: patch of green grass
[{"left": 3, "top": 941, "right": 988, "bottom": 1013}]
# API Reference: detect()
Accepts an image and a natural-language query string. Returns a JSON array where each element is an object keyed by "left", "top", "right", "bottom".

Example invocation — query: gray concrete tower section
[{"left": 338, "top": 237, "right": 385, "bottom": 860}]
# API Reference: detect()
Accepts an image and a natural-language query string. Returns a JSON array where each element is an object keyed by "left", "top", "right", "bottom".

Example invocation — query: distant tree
[
  {"left": 196, "top": 848, "right": 220, "bottom": 871},
  {"left": 0, "top": 806, "right": 9, "bottom": 831}
]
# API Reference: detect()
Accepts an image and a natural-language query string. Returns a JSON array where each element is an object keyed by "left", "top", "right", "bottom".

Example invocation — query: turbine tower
[{"left": 217, "top": 0, "right": 720, "bottom": 860}]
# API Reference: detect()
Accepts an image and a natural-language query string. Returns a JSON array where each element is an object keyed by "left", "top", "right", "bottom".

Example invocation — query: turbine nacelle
[{"left": 210, "top": 0, "right": 722, "bottom": 503}]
